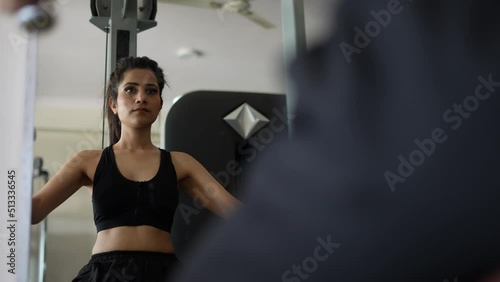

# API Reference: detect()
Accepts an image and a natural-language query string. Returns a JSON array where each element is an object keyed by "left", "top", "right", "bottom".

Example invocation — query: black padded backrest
[{"left": 165, "top": 90, "right": 288, "bottom": 258}]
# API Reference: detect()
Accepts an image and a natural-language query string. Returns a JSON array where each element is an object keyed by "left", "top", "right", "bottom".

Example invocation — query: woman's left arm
[{"left": 171, "top": 151, "right": 241, "bottom": 219}]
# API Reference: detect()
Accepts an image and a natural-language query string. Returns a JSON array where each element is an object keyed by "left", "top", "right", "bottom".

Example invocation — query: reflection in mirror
[{"left": 28, "top": 0, "right": 329, "bottom": 280}]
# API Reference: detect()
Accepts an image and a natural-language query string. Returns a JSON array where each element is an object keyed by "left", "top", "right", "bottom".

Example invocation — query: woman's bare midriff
[{"left": 92, "top": 225, "right": 175, "bottom": 254}]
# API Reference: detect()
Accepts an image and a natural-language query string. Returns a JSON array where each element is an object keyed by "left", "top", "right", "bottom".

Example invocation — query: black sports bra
[{"left": 92, "top": 146, "right": 179, "bottom": 232}]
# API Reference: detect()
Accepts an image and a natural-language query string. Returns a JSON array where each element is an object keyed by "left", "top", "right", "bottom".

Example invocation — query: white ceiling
[{"left": 35, "top": 0, "right": 338, "bottom": 112}]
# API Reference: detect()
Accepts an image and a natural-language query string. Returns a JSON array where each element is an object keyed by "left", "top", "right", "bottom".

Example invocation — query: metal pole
[
  {"left": 108, "top": 0, "right": 137, "bottom": 73},
  {"left": 0, "top": 10, "right": 41, "bottom": 282},
  {"left": 90, "top": 0, "right": 157, "bottom": 73},
  {"left": 281, "top": 0, "right": 306, "bottom": 138}
]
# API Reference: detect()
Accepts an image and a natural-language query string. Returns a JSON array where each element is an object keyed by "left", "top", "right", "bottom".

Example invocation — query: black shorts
[{"left": 72, "top": 251, "right": 179, "bottom": 282}]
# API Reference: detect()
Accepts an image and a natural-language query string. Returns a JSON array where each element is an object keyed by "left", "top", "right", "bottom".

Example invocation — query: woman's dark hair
[{"left": 105, "top": 56, "right": 167, "bottom": 144}]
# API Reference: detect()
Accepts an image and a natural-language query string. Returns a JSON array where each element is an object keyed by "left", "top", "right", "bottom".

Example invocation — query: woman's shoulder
[
  {"left": 169, "top": 150, "right": 191, "bottom": 159},
  {"left": 64, "top": 149, "right": 104, "bottom": 169},
  {"left": 170, "top": 151, "right": 202, "bottom": 165},
  {"left": 75, "top": 149, "right": 104, "bottom": 160},
  {"left": 169, "top": 151, "right": 198, "bottom": 180}
]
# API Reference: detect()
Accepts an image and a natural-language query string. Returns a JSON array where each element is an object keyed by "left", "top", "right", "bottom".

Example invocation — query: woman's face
[{"left": 110, "top": 68, "right": 162, "bottom": 128}]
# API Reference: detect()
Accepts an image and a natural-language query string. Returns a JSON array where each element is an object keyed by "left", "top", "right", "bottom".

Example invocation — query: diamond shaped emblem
[{"left": 223, "top": 103, "right": 269, "bottom": 139}]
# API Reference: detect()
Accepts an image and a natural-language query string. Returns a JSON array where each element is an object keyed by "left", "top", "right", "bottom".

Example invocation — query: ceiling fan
[{"left": 158, "top": 0, "right": 275, "bottom": 29}]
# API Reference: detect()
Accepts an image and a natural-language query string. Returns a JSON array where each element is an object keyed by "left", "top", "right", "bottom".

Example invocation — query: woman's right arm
[{"left": 32, "top": 151, "right": 93, "bottom": 224}]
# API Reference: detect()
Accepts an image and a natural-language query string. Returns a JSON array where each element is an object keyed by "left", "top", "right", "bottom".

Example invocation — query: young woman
[{"left": 31, "top": 56, "right": 241, "bottom": 281}]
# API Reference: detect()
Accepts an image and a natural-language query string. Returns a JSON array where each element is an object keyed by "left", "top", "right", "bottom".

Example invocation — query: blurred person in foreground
[
  {"left": 0, "top": 0, "right": 38, "bottom": 13},
  {"left": 172, "top": 0, "right": 500, "bottom": 281},
  {"left": 0, "top": 0, "right": 53, "bottom": 32}
]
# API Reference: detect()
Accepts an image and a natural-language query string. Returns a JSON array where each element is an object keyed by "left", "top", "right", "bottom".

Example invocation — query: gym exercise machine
[{"left": 0, "top": 1, "right": 305, "bottom": 281}]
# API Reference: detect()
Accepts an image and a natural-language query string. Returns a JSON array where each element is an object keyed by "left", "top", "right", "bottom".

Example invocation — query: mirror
[{"left": 27, "top": 0, "right": 330, "bottom": 281}]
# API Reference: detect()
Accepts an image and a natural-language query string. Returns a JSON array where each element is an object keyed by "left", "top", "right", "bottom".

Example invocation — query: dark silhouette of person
[{"left": 172, "top": 0, "right": 500, "bottom": 281}]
